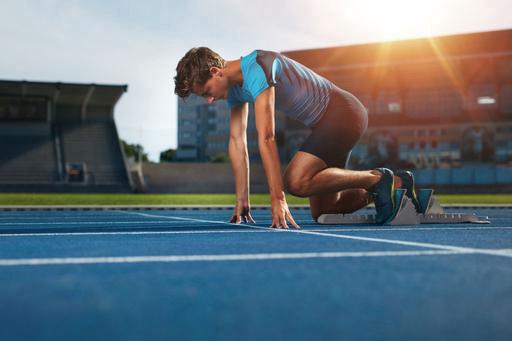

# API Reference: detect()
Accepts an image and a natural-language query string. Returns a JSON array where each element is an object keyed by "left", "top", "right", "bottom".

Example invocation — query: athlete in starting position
[{"left": 174, "top": 47, "right": 419, "bottom": 229}]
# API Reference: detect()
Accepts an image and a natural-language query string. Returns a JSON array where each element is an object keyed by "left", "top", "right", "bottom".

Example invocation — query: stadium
[
  {"left": 1, "top": 3, "right": 512, "bottom": 341},
  {"left": 0, "top": 80, "right": 132, "bottom": 192}
]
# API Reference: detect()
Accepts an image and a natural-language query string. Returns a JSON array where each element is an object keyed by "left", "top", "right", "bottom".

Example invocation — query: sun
[{"left": 361, "top": 0, "right": 437, "bottom": 41}]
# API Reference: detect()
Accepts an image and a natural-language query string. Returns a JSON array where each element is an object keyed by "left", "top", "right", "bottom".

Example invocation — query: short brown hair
[{"left": 174, "top": 47, "right": 226, "bottom": 98}]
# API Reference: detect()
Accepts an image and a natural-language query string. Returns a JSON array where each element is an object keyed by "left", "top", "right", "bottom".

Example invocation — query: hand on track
[
  {"left": 229, "top": 202, "right": 256, "bottom": 224},
  {"left": 269, "top": 197, "right": 300, "bottom": 229}
]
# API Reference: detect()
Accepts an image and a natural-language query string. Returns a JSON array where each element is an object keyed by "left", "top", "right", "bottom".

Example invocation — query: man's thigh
[
  {"left": 285, "top": 151, "right": 343, "bottom": 217},
  {"left": 284, "top": 151, "right": 328, "bottom": 185}
]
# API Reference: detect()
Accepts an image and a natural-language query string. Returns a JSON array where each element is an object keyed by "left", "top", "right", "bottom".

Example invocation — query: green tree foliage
[
  {"left": 121, "top": 140, "right": 149, "bottom": 162},
  {"left": 160, "top": 148, "right": 177, "bottom": 162}
]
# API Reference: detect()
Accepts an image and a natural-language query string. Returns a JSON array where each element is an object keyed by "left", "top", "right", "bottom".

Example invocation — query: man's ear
[{"left": 210, "top": 67, "right": 222, "bottom": 77}]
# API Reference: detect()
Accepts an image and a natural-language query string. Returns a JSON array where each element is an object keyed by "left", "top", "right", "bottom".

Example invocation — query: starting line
[{"left": 318, "top": 189, "right": 490, "bottom": 225}]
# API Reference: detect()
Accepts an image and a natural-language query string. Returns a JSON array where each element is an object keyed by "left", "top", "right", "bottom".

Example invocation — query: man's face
[{"left": 192, "top": 67, "right": 229, "bottom": 104}]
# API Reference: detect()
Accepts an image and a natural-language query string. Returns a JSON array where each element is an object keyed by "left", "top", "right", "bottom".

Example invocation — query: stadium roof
[
  {"left": 0, "top": 80, "right": 127, "bottom": 106},
  {"left": 282, "top": 29, "right": 512, "bottom": 70}
]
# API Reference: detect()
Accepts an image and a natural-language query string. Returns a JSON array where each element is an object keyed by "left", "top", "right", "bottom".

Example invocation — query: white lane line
[
  {"left": 2, "top": 226, "right": 512, "bottom": 238},
  {"left": 0, "top": 230, "right": 265, "bottom": 237},
  {"left": 116, "top": 210, "right": 269, "bottom": 230},
  {"left": 0, "top": 214, "right": 128, "bottom": 218},
  {"left": 119, "top": 211, "right": 512, "bottom": 259},
  {"left": 289, "top": 229, "right": 512, "bottom": 258},
  {"left": 307, "top": 226, "right": 512, "bottom": 232},
  {"left": 0, "top": 250, "right": 473, "bottom": 267},
  {"left": 0, "top": 220, "right": 194, "bottom": 226}
]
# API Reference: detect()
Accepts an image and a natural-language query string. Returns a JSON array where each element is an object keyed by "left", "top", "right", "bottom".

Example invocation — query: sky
[{"left": 1, "top": 0, "right": 511, "bottom": 161}]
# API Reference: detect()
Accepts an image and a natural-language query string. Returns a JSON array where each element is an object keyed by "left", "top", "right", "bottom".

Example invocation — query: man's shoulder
[
  {"left": 242, "top": 50, "right": 281, "bottom": 66},
  {"left": 242, "top": 50, "right": 280, "bottom": 81},
  {"left": 242, "top": 49, "right": 280, "bottom": 57}
]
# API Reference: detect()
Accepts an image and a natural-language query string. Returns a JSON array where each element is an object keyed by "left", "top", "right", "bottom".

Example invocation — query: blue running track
[{"left": 0, "top": 207, "right": 511, "bottom": 341}]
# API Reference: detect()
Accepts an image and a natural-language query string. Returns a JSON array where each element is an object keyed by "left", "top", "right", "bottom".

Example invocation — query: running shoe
[
  {"left": 369, "top": 168, "right": 395, "bottom": 224},
  {"left": 395, "top": 170, "right": 421, "bottom": 212}
]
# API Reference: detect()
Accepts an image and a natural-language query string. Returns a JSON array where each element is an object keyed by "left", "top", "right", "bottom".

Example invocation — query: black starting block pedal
[{"left": 317, "top": 188, "right": 490, "bottom": 226}]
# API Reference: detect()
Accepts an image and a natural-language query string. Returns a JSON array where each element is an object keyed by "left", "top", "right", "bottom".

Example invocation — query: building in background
[
  {"left": 0, "top": 80, "right": 133, "bottom": 192},
  {"left": 176, "top": 95, "right": 287, "bottom": 162}
]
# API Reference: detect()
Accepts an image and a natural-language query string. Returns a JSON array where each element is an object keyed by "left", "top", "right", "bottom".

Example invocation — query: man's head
[{"left": 174, "top": 47, "right": 229, "bottom": 104}]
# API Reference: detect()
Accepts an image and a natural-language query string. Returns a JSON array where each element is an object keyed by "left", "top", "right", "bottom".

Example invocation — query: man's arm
[
  {"left": 228, "top": 102, "right": 250, "bottom": 203},
  {"left": 254, "top": 86, "right": 299, "bottom": 229},
  {"left": 254, "top": 87, "right": 285, "bottom": 200}
]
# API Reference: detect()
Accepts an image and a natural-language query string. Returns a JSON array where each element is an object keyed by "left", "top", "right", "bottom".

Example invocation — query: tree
[
  {"left": 121, "top": 140, "right": 149, "bottom": 162},
  {"left": 160, "top": 148, "right": 177, "bottom": 162}
]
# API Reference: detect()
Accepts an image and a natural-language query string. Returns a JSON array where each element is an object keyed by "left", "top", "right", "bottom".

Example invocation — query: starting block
[{"left": 317, "top": 189, "right": 490, "bottom": 226}]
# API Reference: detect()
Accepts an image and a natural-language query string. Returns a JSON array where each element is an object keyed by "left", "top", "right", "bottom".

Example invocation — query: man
[{"left": 174, "top": 47, "right": 419, "bottom": 229}]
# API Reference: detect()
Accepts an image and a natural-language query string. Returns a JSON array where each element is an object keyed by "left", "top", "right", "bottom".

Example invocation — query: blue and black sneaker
[
  {"left": 369, "top": 168, "right": 395, "bottom": 224},
  {"left": 395, "top": 170, "right": 421, "bottom": 212}
]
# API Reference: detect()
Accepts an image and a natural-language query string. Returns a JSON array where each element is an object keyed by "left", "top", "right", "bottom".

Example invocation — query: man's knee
[{"left": 284, "top": 172, "right": 311, "bottom": 198}]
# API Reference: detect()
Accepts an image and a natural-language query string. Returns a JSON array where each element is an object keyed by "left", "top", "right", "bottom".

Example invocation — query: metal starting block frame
[{"left": 317, "top": 189, "right": 490, "bottom": 226}]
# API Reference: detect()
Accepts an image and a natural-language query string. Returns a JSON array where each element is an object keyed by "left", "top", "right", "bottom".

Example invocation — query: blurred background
[{"left": 1, "top": 0, "right": 511, "bottom": 195}]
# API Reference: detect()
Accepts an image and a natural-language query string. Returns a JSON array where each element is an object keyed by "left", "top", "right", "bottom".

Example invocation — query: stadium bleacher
[
  {"left": 59, "top": 122, "right": 128, "bottom": 185},
  {"left": 415, "top": 165, "right": 510, "bottom": 187},
  {"left": 0, "top": 80, "right": 132, "bottom": 192},
  {"left": 0, "top": 123, "right": 57, "bottom": 184}
]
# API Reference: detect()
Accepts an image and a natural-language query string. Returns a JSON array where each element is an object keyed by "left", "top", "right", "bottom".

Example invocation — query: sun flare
[{"left": 361, "top": 0, "right": 437, "bottom": 41}]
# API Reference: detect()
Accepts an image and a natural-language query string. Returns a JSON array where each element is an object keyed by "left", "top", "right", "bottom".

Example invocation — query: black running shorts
[{"left": 299, "top": 84, "right": 368, "bottom": 168}]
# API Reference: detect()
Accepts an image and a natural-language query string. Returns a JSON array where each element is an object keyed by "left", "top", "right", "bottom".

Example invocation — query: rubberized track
[{"left": 0, "top": 207, "right": 511, "bottom": 341}]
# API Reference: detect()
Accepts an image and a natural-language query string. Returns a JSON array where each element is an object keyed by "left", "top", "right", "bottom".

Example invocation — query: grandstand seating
[
  {"left": 59, "top": 122, "right": 129, "bottom": 185},
  {"left": 415, "top": 165, "right": 511, "bottom": 186},
  {"left": 474, "top": 166, "right": 496, "bottom": 185},
  {"left": 433, "top": 168, "right": 451, "bottom": 185},
  {"left": 0, "top": 80, "right": 132, "bottom": 192},
  {"left": 0, "top": 121, "right": 131, "bottom": 192},
  {"left": 0, "top": 123, "right": 58, "bottom": 184},
  {"left": 497, "top": 167, "right": 512, "bottom": 183},
  {"left": 451, "top": 167, "right": 474, "bottom": 185}
]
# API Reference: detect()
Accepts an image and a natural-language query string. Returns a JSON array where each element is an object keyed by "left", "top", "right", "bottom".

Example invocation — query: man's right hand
[{"left": 229, "top": 201, "right": 256, "bottom": 224}]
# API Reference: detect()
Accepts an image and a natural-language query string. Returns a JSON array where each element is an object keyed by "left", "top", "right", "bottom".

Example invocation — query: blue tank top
[{"left": 227, "top": 50, "right": 332, "bottom": 127}]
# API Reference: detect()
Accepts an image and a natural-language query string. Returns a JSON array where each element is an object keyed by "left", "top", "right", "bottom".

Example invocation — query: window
[
  {"left": 405, "top": 87, "right": 462, "bottom": 117},
  {"left": 467, "top": 83, "right": 497, "bottom": 110},
  {"left": 388, "top": 102, "right": 401, "bottom": 113},
  {"left": 477, "top": 96, "right": 496, "bottom": 105}
]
